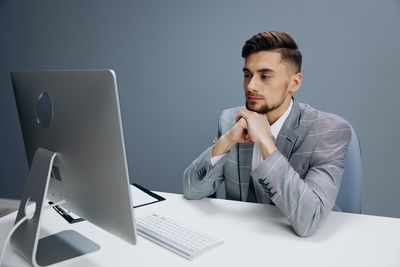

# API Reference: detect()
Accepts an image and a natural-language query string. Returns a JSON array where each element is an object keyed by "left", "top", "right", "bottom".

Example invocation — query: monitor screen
[{"left": 10, "top": 70, "right": 137, "bottom": 265}]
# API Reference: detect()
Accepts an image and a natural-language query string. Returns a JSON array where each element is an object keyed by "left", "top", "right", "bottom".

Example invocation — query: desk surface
[{"left": 1, "top": 192, "right": 400, "bottom": 267}]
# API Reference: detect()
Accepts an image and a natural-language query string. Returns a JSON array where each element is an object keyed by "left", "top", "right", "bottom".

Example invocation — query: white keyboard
[{"left": 136, "top": 214, "right": 223, "bottom": 260}]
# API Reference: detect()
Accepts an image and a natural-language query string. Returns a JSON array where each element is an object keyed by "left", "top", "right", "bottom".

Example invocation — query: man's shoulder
[
  {"left": 298, "top": 102, "right": 351, "bottom": 134},
  {"left": 219, "top": 106, "right": 244, "bottom": 123}
]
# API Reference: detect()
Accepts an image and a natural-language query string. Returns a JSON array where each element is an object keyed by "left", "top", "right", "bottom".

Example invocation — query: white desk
[{"left": 1, "top": 192, "right": 400, "bottom": 267}]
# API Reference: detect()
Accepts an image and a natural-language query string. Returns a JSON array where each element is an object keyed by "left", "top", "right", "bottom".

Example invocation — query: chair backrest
[{"left": 327, "top": 113, "right": 363, "bottom": 213}]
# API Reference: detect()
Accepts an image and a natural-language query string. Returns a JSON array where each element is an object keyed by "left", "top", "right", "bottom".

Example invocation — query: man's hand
[
  {"left": 212, "top": 109, "right": 277, "bottom": 159},
  {"left": 235, "top": 109, "right": 272, "bottom": 145},
  {"left": 236, "top": 109, "right": 277, "bottom": 159},
  {"left": 211, "top": 118, "right": 249, "bottom": 157},
  {"left": 226, "top": 117, "right": 251, "bottom": 144}
]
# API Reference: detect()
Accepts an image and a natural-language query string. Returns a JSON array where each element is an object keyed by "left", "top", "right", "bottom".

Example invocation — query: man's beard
[
  {"left": 245, "top": 82, "right": 290, "bottom": 114},
  {"left": 245, "top": 100, "right": 275, "bottom": 114}
]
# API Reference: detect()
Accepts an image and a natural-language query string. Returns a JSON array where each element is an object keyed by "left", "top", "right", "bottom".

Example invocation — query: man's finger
[
  {"left": 236, "top": 112, "right": 244, "bottom": 122},
  {"left": 236, "top": 114, "right": 241, "bottom": 122},
  {"left": 236, "top": 109, "right": 246, "bottom": 122},
  {"left": 237, "top": 117, "right": 248, "bottom": 129},
  {"left": 236, "top": 110, "right": 250, "bottom": 122},
  {"left": 243, "top": 108, "right": 258, "bottom": 115},
  {"left": 237, "top": 108, "right": 252, "bottom": 122}
]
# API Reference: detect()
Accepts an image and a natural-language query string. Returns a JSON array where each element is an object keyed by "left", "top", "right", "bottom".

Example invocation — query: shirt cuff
[{"left": 210, "top": 154, "right": 226, "bottom": 167}]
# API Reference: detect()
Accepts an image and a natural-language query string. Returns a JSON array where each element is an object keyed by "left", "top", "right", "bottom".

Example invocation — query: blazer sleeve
[
  {"left": 251, "top": 121, "right": 352, "bottom": 237},
  {"left": 183, "top": 111, "right": 228, "bottom": 200}
]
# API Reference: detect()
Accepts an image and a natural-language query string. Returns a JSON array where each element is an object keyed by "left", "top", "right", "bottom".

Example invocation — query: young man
[{"left": 183, "top": 31, "right": 351, "bottom": 237}]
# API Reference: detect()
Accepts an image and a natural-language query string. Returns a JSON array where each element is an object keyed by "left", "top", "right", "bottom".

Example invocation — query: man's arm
[
  {"left": 252, "top": 121, "right": 352, "bottom": 237},
  {"left": 183, "top": 111, "right": 250, "bottom": 199},
  {"left": 183, "top": 144, "right": 227, "bottom": 200},
  {"left": 236, "top": 108, "right": 352, "bottom": 237},
  {"left": 182, "top": 110, "right": 228, "bottom": 200}
]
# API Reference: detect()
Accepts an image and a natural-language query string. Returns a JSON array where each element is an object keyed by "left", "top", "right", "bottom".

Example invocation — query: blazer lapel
[{"left": 276, "top": 98, "right": 301, "bottom": 159}]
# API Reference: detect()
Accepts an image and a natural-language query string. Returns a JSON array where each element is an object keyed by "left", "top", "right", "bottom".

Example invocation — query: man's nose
[{"left": 247, "top": 77, "right": 259, "bottom": 92}]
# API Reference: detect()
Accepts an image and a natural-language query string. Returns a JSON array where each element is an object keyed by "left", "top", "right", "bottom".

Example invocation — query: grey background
[{"left": 1, "top": 0, "right": 399, "bottom": 218}]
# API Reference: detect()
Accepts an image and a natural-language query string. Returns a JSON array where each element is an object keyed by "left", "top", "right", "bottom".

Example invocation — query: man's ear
[{"left": 289, "top": 72, "right": 302, "bottom": 93}]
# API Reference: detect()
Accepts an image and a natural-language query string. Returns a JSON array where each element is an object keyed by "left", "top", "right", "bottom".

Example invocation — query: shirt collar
[{"left": 270, "top": 98, "right": 293, "bottom": 140}]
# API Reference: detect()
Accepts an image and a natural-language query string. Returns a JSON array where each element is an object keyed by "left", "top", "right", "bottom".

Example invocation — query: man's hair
[{"left": 242, "top": 31, "right": 302, "bottom": 74}]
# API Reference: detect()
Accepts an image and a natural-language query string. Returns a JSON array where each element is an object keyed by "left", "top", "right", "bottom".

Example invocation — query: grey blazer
[{"left": 183, "top": 98, "right": 351, "bottom": 237}]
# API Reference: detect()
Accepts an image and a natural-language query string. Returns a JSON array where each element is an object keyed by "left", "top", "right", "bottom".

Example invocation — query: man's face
[{"left": 243, "top": 51, "right": 297, "bottom": 115}]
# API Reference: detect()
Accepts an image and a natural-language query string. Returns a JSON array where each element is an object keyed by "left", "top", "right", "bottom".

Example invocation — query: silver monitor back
[{"left": 11, "top": 70, "right": 136, "bottom": 246}]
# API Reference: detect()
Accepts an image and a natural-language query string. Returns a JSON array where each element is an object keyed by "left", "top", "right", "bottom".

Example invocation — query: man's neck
[{"left": 266, "top": 96, "right": 293, "bottom": 125}]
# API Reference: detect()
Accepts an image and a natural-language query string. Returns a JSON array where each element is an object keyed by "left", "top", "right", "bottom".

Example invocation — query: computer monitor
[{"left": 10, "top": 70, "right": 137, "bottom": 266}]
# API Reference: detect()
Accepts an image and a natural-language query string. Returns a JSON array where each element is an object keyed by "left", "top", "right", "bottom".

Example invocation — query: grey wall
[{"left": 1, "top": 0, "right": 399, "bottom": 218}]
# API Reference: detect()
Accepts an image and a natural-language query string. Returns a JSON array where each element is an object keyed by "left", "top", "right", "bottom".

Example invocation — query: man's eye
[
  {"left": 244, "top": 73, "right": 252, "bottom": 78},
  {"left": 262, "top": 75, "right": 270, "bottom": 79}
]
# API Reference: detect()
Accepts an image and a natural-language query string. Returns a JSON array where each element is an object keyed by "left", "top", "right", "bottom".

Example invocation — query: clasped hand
[
  {"left": 226, "top": 109, "right": 273, "bottom": 146},
  {"left": 212, "top": 109, "right": 277, "bottom": 158}
]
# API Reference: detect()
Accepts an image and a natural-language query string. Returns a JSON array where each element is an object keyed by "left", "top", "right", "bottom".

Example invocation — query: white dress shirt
[{"left": 211, "top": 99, "right": 293, "bottom": 171}]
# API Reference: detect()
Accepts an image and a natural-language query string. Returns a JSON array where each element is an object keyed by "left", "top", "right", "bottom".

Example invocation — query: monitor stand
[{"left": 10, "top": 148, "right": 100, "bottom": 267}]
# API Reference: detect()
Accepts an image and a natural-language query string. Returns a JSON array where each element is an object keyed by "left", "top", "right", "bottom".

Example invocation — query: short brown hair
[{"left": 242, "top": 31, "right": 302, "bottom": 73}]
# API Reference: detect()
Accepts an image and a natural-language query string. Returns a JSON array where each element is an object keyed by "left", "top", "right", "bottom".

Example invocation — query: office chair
[{"left": 327, "top": 113, "right": 363, "bottom": 214}]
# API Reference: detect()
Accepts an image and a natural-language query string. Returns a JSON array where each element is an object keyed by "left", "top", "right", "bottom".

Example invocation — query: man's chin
[{"left": 245, "top": 102, "right": 269, "bottom": 114}]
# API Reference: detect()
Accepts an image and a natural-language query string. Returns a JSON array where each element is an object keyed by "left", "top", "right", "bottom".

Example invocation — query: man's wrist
[
  {"left": 212, "top": 134, "right": 235, "bottom": 157},
  {"left": 257, "top": 137, "right": 277, "bottom": 160}
]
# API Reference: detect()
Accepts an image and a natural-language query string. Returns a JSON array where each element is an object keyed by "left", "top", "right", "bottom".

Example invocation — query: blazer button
[
  {"left": 268, "top": 191, "right": 276, "bottom": 198},
  {"left": 197, "top": 166, "right": 207, "bottom": 180}
]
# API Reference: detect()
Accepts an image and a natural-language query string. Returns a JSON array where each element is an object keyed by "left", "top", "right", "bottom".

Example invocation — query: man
[{"left": 183, "top": 31, "right": 351, "bottom": 237}]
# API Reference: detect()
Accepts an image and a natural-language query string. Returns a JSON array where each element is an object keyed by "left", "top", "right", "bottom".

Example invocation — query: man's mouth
[{"left": 247, "top": 96, "right": 263, "bottom": 101}]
